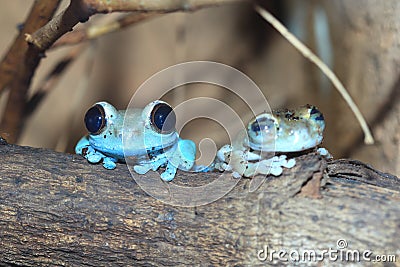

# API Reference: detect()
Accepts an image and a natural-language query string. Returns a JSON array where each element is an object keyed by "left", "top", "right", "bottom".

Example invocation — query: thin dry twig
[
  {"left": 51, "top": 12, "right": 160, "bottom": 49},
  {"left": 28, "top": 0, "right": 244, "bottom": 51},
  {"left": 255, "top": 5, "right": 374, "bottom": 145},
  {"left": 83, "top": 0, "right": 243, "bottom": 13}
]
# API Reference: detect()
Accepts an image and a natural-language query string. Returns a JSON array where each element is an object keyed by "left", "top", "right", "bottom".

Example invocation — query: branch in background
[
  {"left": 85, "top": 0, "right": 243, "bottom": 12},
  {"left": 28, "top": 0, "right": 244, "bottom": 51},
  {"left": 51, "top": 12, "right": 160, "bottom": 50},
  {"left": 0, "top": 0, "right": 61, "bottom": 96},
  {"left": 25, "top": 0, "right": 92, "bottom": 51},
  {"left": 0, "top": 0, "right": 62, "bottom": 143}
]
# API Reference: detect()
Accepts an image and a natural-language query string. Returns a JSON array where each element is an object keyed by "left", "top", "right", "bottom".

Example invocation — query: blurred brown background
[{"left": 0, "top": 0, "right": 399, "bottom": 176}]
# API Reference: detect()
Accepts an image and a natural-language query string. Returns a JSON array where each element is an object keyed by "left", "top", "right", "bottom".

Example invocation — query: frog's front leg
[
  {"left": 214, "top": 143, "right": 297, "bottom": 178},
  {"left": 214, "top": 144, "right": 233, "bottom": 172},
  {"left": 215, "top": 144, "right": 267, "bottom": 178},
  {"left": 317, "top": 147, "right": 333, "bottom": 159},
  {"left": 160, "top": 139, "right": 196, "bottom": 182},
  {"left": 133, "top": 155, "right": 168, "bottom": 175},
  {"left": 75, "top": 136, "right": 92, "bottom": 157},
  {"left": 133, "top": 151, "right": 173, "bottom": 178},
  {"left": 214, "top": 145, "right": 250, "bottom": 178},
  {"left": 75, "top": 136, "right": 118, "bottom": 169},
  {"left": 102, "top": 157, "right": 118, "bottom": 169},
  {"left": 133, "top": 139, "right": 196, "bottom": 182},
  {"left": 243, "top": 155, "right": 296, "bottom": 177}
]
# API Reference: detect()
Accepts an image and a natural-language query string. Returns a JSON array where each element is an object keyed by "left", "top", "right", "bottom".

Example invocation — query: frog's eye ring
[
  {"left": 84, "top": 104, "right": 106, "bottom": 135},
  {"left": 150, "top": 103, "right": 176, "bottom": 134}
]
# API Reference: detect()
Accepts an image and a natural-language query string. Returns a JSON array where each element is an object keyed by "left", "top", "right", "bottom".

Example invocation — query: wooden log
[{"left": 0, "top": 141, "right": 399, "bottom": 266}]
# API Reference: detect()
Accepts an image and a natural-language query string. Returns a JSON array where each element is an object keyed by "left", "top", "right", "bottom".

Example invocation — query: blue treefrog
[
  {"left": 75, "top": 100, "right": 197, "bottom": 182},
  {"left": 214, "top": 105, "right": 329, "bottom": 178}
]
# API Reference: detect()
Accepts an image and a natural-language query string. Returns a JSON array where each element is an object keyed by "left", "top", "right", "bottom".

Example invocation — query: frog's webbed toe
[
  {"left": 133, "top": 156, "right": 168, "bottom": 175},
  {"left": 160, "top": 162, "right": 178, "bottom": 182},
  {"left": 134, "top": 159, "right": 178, "bottom": 181},
  {"left": 236, "top": 155, "right": 296, "bottom": 177},
  {"left": 74, "top": 136, "right": 121, "bottom": 169},
  {"left": 317, "top": 147, "right": 333, "bottom": 159},
  {"left": 75, "top": 136, "right": 105, "bottom": 164},
  {"left": 241, "top": 160, "right": 269, "bottom": 177},
  {"left": 268, "top": 156, "right": 296, "bottom": 176},
  {"left": 86, "top": 148, "right": 118, "bottom": 169},
  {"left": 277, "top": 156, "right": 296, "bottom": 169},
  {"left": 241, "top": 161, "right": 278, "bottom": 177},
  {"left": 134, "top": 164, "right": 152, "bottom": 175},
  {"left": 85, "top": 147, "right": 105, "bottom": 164},
  {"left": 250, "top": 156, "right": 296, "bottom": 177},
  {"left": 103, "top": 157, "right": 117, "bottom": 170},
  {"left": 214, "top": 161, "right": 227, "bottom": 172},
  {"left": 269, "top": 164, "right": 283, "bottom": 176}
]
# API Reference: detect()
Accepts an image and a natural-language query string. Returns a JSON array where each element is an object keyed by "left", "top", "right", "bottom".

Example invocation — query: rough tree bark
[{"left": 0, "top": 140, "right": 399, "bottom": 266}]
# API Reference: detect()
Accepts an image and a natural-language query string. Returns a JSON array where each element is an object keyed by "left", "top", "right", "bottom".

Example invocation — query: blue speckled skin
[{"left": 75, "top": 101, "right": 197, "bottom": 182}]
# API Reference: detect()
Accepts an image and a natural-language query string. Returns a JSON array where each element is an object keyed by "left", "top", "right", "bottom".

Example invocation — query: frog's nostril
[
  {"left": 151, "top": 103, "right": 176, "bottom": 134},
  {"left": 84, "top": 104, "right": 106, "bottom": 135}
]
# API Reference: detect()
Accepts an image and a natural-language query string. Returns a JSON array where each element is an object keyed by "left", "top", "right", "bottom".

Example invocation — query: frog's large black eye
[
  {"left": 84, "top": 104, "right": 106, "bottom": 135},
  {"left": 251, "top": 117, "right": 275, "bottom": 133},
  {"left": 251, "top": 121, "right": 261, "bottom": 132},
  {"left": 150, "top": 103, "right": 176, "bottom": 134}
]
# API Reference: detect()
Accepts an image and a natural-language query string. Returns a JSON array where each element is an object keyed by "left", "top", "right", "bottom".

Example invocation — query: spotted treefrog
[
  {"left": 214, "top": 105, "right": 329, "bottom": 178},
  {"left": 75, "top": 101, "right": 197, "bottom": 182}
]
